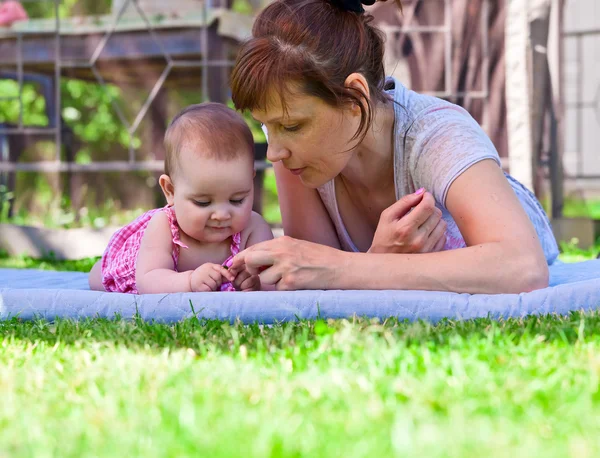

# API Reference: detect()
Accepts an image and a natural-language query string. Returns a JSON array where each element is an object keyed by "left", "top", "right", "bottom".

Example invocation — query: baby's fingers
[{"left": 219, "top": 265, "right": 236, "bottom": 283}]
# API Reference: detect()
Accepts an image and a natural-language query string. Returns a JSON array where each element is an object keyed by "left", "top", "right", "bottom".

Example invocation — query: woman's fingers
[
  {"left": 423, "top": 219, "right": 448, "bottom": 253},
  {"left": 380, "top": 188, "right": 426, "bottom": 222},
  {"left": 406, "top": 192, "right": 437, "bottom": 227},
  {"left": 240, "top": 274, "right": 259, "bottom": 291},
  {"left": 432, "top": 231, "right": 447, "bottom": 252},
  {"left": 233, "top": 269, "right": 251, "bottom": 290},
  {"left": 258, "top": 265, "right": 283, "bottom": 287},
  {"left": 230, "top": 251, "right": 248, "bottom": 274},
  {"left": 231, "top": 240, "right": 281, "bottom": 275},
  {"left": 230, "top": 239, "right": 275, "bottom": 272},
  {"left": 418, "top": 206, "right": 442, "bottom": 236},
  {"left": 243, "top": 250, "right": 276, "bottom": 275}
]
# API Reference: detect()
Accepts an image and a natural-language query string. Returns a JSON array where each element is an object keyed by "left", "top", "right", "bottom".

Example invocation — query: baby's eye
[
  {"left": 193, "top": 200, "right": 211, "bottom": 207},
  {"left": 230, "top": 198, "right": 245, "bottom": 205}
]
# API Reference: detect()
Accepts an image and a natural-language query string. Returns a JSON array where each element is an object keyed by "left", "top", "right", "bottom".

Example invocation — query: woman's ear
[
  {"left": 344, "top": 73, "right": 371, "bottom": 116},
  {"left": 344, "top": 73, "right": 370, "bottom": 97},
  {"left": 159, "top": 174, "right": 176, "bottom": 206}
]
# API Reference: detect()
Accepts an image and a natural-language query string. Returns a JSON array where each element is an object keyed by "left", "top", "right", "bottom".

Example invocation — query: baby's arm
[
  {"left": 136, "top": 212, "right": 232, "bottom": 293},
  {"left": 246, "top": 211, "right": 275, "bottom": 247}
]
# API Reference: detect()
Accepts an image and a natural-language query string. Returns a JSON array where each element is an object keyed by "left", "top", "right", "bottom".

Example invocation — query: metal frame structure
[
  {"left": 379, "top": 0, "right": 491, "bottom": 132},
  {"left": 0, "top": 0, "right": 249, "bottom": 173},
  {"left": 0, "top": 0, "right": 61, "bottom": 167},
  {"left": 0, "top": 0, "right": 527, "bottom": 182},
  {"left": 563, "top": 26, "right": 600, "bottom": 181}
]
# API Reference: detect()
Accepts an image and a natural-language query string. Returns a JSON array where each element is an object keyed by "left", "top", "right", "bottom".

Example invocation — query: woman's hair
[
  {"left": 163, "top": 103, "right": 254, "bottom": 176},
  {"left": 230, "top": 0, "right": 402, "bottom": 141}
]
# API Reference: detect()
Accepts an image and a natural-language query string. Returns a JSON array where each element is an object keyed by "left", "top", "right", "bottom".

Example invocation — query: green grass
[
  {"left": 0, "top": 236, "right": 597, "bottom": 273},
  {"left": 541, "top": 197, "right": 600, "bottom": 220},
  {"left": 1, "top": 314, "right": 600, "bottom": 457},
  {"left": 0, "top": 251, "right": 98, "bottom": 272},
  {"left": 562, "top": 198, "right": 600, "bottom": 220},
  {"left": 1, "top": 243, "right": 599, "bottom": 456},
  {"left": 558, "top": 239, "right": 600, "bottom": 263}
]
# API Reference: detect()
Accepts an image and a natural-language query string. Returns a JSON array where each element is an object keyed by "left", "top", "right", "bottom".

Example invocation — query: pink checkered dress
[
  {"left": 101, "top": 205, "right": 241, "bottom": 294},
  {"left": 220, "top": 231, "right": 241, "bottom": 292}
]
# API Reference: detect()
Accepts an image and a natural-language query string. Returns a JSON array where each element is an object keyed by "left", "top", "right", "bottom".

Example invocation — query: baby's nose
[{"left": 211, "top": 209, "right": 231, "bottom": 221}]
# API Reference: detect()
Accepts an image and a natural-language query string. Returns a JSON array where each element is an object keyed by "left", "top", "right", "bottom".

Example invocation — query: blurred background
[{"left": 0, "top": 0, "right": 598, "bottom": 261}]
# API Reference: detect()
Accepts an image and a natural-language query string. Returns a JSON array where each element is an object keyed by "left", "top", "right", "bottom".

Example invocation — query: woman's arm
[
  {"left": 338, "top": 160, "right": 548, "bottom": 293},
  {"left": 233, "top": 160, "right": 549, "bottom": 294},
  {"left": 273, "top": 162, "right": 341, "bottom": 249}
]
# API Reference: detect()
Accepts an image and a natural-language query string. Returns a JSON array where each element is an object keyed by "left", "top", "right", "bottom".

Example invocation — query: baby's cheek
[
  {"left": 230, "top": 213, "right": 247, "bottom": 234},
  {"left": 241, "top": 205, "right": 254, "bottom": 223}
]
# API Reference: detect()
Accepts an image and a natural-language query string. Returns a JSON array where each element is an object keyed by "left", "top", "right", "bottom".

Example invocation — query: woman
[{"left": 229, "top": 0, "right": 558, "bottom": 294}]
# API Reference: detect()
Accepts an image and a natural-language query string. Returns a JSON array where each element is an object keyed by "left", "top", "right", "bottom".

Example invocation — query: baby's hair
[{"left": 164, "top": 103, "right": 255, "bottom": 176}]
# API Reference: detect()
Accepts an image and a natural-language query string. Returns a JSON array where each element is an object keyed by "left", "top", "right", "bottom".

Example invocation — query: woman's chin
[{"left": 299, "top": 170, "right": 329, "bottom": 189}]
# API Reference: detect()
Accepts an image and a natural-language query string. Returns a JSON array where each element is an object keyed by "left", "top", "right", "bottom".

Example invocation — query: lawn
[
  {"left": 0, "top": 245, "right": 599, "bottom": 457},
  {"left": 1, "top": 313, "right": 600, "bottom": 457}
]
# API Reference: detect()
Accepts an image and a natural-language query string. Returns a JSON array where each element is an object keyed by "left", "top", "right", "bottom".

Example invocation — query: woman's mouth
[{"left": 289, "top": 167, "right": 306, "bottom": 176}]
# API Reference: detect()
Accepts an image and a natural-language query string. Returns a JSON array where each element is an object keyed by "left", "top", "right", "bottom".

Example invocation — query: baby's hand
[
  {"left": 190, "top": 263, "right": 235, "bottom": 292},
  {"left": 232, "top": 268, "right": 261, "bottom": 292}
]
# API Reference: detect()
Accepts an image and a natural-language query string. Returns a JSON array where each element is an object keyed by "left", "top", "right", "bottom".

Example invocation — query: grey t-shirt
[{"left": 316, "top": 77, "right": 559, "bottom": 264}]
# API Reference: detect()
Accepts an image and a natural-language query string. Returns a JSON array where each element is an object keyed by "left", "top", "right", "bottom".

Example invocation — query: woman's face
[{"left": 251, "top": 86, "right": 362, "bottom": 188}]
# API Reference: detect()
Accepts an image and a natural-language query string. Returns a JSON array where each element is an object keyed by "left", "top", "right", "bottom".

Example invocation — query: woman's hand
[
  {"left": 229, "top": 236, "right": 343, "bottom": 290},
  {"left": 232, "top": 268, "right": 262, "bottom": 292},
  {"left": 368, "top": 189, "right": 447, "bottom": 254}
]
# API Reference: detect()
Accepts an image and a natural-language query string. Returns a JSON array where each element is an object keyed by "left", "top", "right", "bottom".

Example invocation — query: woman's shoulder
[
  {"left": 385, "top": 77, "right": 477, "bottom": 137},
  {"left": 385, "top": 78, "right": 448, "bottom": 111}
]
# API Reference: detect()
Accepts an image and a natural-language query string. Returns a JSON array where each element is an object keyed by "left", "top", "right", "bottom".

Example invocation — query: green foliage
[
  {"left": 231, "top": 0, "right": 255, "bottom": 15},
  {"left": 17, "top": 0, "right": 111, "bottom": 19},
  {"left": 562, "top": 198, "right": 600, "bottom": 220},
  {"left": 262, "top": 169, "right": 281, "bottom": 223},
  {"left": 226, "top": 99, "right": 266, "bottom": 143},
  {"left": 5, "top": 197, "right": 148, "bottom": 230},
  {"left": 62, "top": 79, "right": 141, "bottom": 160},
  {"left": 0, "top": 77, "right": 279, "bottom": 227},
  {"left": 559, "top": 238, "right": 600, "bottom": 263},
  {"left": 541, "top": 195, "right": 600, "bottom": 220},
  {"left": 0, "top": 249, "right": 98, "bottom": 272},
  {"left": 0, "top": 184, "right": 14, "bottom": 221},
  {"left": 0, "top": 81, "right": 48, "bottom": 126}
]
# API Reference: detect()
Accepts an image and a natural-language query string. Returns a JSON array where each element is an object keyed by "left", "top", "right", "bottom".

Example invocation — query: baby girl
[{"left": 88, "top": 103, "right": 273, "bottom": 293}]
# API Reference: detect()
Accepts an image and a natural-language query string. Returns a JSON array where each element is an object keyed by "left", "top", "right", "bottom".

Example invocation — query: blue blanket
[{"left": 1, "top": 260, "right": 599, "bottom": 323}]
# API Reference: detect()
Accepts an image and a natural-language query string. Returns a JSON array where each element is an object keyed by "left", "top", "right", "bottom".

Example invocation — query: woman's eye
[
  {"left": 194, "top": 201, "right": 211, "bottom": 207},
  {"left": 230, "top": 199, "right": 245, "bottom": 205},
  {"left": 283, "top": 124, "right": 300, "bottom": 132}
]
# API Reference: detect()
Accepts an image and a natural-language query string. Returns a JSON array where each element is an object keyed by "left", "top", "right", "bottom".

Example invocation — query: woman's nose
[{"left": 266, "top": 143, "right": 290, "bottom": 163}]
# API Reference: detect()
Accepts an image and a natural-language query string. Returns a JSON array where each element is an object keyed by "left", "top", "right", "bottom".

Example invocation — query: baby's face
[{"left": 169, "top": 150, "right": 255, "bottom": 244}]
